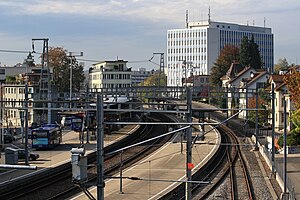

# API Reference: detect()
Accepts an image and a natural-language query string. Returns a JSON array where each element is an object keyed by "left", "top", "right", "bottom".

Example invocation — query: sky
[{"left": 0, "top": 0, "right": 299, "bottom": 70}]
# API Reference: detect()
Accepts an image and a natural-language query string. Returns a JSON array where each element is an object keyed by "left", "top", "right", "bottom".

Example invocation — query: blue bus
[{"left": 31, "top": 124, "right": 62, "bottom": 149}]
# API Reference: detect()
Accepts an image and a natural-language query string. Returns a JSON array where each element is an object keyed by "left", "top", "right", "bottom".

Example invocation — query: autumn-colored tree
[
  {"left": 283, "top": 67, "right": 300, "bottom": 109},
  {"left": 48, "top": 47, "right": 85, "bottom": 92},
  {"left": 248, "top": 94, "right": 268, "bottom": 127},
  {"left": 139, "top": 73, "right": 166, "bottom": 87},
  {"left": 210, "top": 45, "right": 240, "bottom": 87}
]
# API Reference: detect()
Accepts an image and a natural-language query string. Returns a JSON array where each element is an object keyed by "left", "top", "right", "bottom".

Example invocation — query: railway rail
[
  {"left": 160, "top": 103, "right": 256, "bottom": 200},
  {"left": 195, "top": 124, "right": 255, "bottom": 200},
  {"left": 0, "top": 113, "right": 176, "bottom": 200}
]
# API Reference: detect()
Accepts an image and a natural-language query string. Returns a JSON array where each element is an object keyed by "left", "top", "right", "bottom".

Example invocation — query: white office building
[{"left": 166, "top": 20, "right": 273, "bottom": 87}]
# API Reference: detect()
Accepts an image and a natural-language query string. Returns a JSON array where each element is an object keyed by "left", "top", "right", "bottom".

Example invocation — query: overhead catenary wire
[
  {"left": 0, "top": 49, "right": 153, "bottom": 65},
  {"left": 0, "top": 49, "right": 30, "bottom": 54}
]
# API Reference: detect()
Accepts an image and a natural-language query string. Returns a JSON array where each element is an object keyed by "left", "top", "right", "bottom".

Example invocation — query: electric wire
[{"left": 0, "top": 49, "right": 156, "bottom": 66}]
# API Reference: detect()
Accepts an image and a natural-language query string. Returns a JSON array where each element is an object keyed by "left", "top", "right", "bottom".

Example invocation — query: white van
[{"left": 61, "top": 117, "right": 72, "bottom": 127}]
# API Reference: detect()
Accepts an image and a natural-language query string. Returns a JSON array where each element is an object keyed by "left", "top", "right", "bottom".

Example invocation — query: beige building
[
  {"left": 89, "top": 60, "right": 131, "bottom": 94},
  {"left": 1, "top": 83, "right": 34, "bottom": 127}
]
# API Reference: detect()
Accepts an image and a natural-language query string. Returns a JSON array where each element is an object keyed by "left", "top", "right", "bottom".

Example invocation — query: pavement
[{"left": 0, "top": 125, "right": 137, "bottom": 182}]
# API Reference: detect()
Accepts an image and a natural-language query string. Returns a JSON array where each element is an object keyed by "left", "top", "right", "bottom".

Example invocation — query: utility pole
[
  {"left": 179, "top": 60, "right": 193, "bottom": 90},
  {"left": 96, "top": 95, "right": 104, "bottom": 200},
  {"left": 186, "top": 87, "right": 192, "bottom": 200},
  {"left": 68, "top": 52, "right": 83, "bottom": 108},
  {"left": 32, "top": 38, "right": 51, "bottom": 124},
  {"left": 149, "top": 53, "right": 165, "bottom": 94}
]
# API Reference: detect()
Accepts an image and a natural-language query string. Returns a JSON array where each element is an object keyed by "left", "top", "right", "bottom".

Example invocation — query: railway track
[
  {"left": 160, "top": 122, "right": 255, "bottom": 200},
  {"left": 0, "top": 113, "right": 176, "bottom": 200},
  {"left": 196, "top": 124, "right": 254, "bottom": 200}
]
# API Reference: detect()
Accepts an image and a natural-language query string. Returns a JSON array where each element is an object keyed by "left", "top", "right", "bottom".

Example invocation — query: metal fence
[{"left": 262, "top": 146, "right": 296, "bottom": 200}]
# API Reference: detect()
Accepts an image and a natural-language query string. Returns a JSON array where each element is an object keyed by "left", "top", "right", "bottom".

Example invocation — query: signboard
[{"left": 187, "top": 163, "right": 194, "bottom": 170}]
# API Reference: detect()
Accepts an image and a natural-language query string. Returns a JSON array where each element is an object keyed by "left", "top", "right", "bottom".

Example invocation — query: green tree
[
  {"left": 249, "top": 35, "right": 262, "bottom": 69},
  {"left": 5, "top": 75, "right": 16, "bottom": 83},
  {"left": 240, "top": 35, "right": 262, "bottom": 69},
  {"left": 274, "top": 58, "right": 289, "bottom": 74},
  {"left": 210, "top": 45, "right": 240, "bottom": 87},
  {"left": 48, "top": 47, "right": 85, "bottom": 92},
  {"left": 239, "top": 36, "right": 251, "bottom": 67}
]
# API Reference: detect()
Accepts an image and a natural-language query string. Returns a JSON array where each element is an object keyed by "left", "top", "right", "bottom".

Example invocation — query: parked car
[
  {"left": 61, "top": 117, "right": 72, "bottom": 127},
  {"left": 3, "top": 134, "right": 16, "bottom": 143},
  {"left": 17, "top": 149, "right": 39, "bottom": 161}
]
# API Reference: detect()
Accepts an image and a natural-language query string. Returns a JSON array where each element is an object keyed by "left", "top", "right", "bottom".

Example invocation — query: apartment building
[{"left": 88, "top": 60, "right": 132, "bottom": 94}]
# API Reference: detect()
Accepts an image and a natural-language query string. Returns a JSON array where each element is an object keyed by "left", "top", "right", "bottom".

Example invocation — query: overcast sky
[{"left": 0, "top": 0, "right": 299, "bottom": 70}]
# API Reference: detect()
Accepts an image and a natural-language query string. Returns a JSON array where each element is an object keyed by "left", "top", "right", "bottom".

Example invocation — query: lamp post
[
  {"left": 282, "top": 94, "right": 289, "bottom": 199},
  {"left": 255, "top": 88, "right": 259, "bottom": 150},
  {"left": 68, "top": 52, "right": 83, "bottom": 108},
  {"left": 271, "top": 83, "right": 275, "bottom": 175}
]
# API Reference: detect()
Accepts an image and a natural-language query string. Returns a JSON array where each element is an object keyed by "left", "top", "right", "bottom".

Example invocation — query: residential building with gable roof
[
  {"left": 238, "top": 70, "right": 269, "bottom": 119},
  {"left": 268, "top": 74, "right": 295, "bottom": 131}
]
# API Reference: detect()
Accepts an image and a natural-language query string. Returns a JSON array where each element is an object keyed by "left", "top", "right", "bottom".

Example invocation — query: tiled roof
[
  {"left": 226, "top": 62, "right": 244, "bottom": 78},
  {"left": 228, "top": 66, "right": 252, "bottom": 84},
  {"left": 247, "top": 71, "right": 268, "bottom": 86}
]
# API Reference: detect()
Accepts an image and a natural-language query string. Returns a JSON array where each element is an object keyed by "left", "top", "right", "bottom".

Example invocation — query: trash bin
[{"left": 5, "top": 147, "right": 18, "bottom": 164}]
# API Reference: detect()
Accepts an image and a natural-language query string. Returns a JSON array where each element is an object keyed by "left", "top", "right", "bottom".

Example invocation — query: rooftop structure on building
[{"left": 166, "top": 19, "right": 274, "bottom": 87}]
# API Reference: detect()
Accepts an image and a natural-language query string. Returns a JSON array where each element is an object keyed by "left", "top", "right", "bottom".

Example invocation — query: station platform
[
  {"left": 72, "top": 124, "right": 221, "bottom": 200},
  {"left": 0, "top": 125, "right": 137, "bottom": 183}
]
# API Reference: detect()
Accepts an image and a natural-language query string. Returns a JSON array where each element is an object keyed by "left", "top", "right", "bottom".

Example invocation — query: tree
[
  {"left": 291, "top": 109, "right": 300, "bottom": 133},
  {"left": 248, "top": 94, "right": 268, "bottom": 127},
  {"left": 239, "top": 35, "right": 262, "bottom": 69},
  {"left": 274, "top": 58, "right": 289, "bottom": 74},
  {"left": 249, "top": 35, "right": 262, "bottom": 69},
  {"left": 210, "top": 45, "right": 240, "bottom": 87},
  {"left": 5, "top": 75, "right": 16, "bottom": 83},
  {"left": 239, "top": 36, "right": 251, "bottom": 67},
  {"left": 139, "top": 73, "right": 166, "bottom": 87},
  {"left": 48, "top": 47, "right": 85, "bottom": 92},
  {"left": 283, "top": 67, "right": 300, "bottom": 109},
  {"left": 278, "top": 110, "right": 300, "bottom": 147}
]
